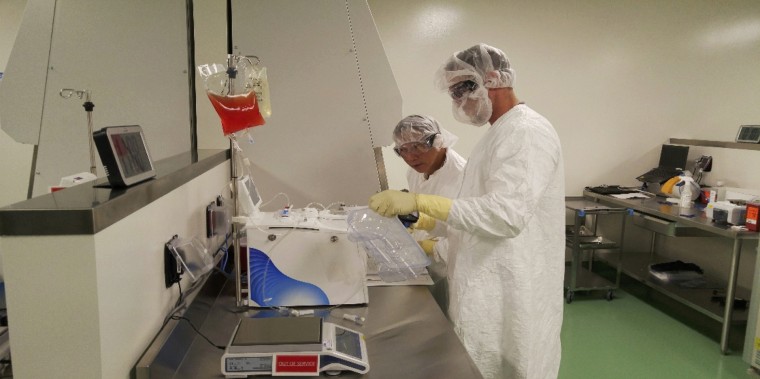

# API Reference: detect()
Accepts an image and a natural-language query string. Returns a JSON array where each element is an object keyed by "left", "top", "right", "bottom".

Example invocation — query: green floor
[{"left": 559, "top": 288, "right": 757, "bottom": 379}]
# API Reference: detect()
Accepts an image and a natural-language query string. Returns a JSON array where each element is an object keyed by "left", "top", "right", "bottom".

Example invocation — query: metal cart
[{"left": 565, "top": 197, "right": 631, "bottom": 303}]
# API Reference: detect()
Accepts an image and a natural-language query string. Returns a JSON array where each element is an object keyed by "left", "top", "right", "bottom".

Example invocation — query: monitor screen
[
  {"left": 111, "top": 132, "right": 154, "bottom": 178},
  {"left": 238, "top": 174, "right": 262, "bottom": 216},
  {"left": 658, "top": 144, "right": 689, "bottom": 169},
  {"left": 93, "top": 125, "right": 156, "bottom": 187}
]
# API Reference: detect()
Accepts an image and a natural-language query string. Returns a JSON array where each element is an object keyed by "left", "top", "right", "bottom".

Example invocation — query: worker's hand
[
  {"left": 411, "top": 212, "right": 436, "bottom": 231},
  {"left": 415, "top": 194, "right": 453, "bottom": 222},
  {"left": 369, "top": 190, "right": 417, "bottom": 217},
  {"left": 418, "top": 239, "right": 436, "bottom": 256}
]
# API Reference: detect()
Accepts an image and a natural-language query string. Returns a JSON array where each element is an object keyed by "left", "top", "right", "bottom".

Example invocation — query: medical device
[
  {"left": 237, "top": 174, "right": 262, "bottom": 217},
  {"left": 93, "top": 125, "right": 156, "bottom": 187},
  {"left": 221, "top": 317, "right": 369, "bottom": 377},
  {"left": 708, "top": 201, "right": 747, "bottom": 225},
  {"left": 245, "top": 207, "right": 368, "bottom": 307}
]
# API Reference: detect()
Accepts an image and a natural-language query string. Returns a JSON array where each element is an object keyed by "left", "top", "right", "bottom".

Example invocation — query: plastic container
[
  {"left": 168, "top": 237, "right": 213, "bottom": 282},
  {"left": 746, "top": 202, "right": 760, "bottom": 232},
  {"left": 346, "top": 207, "right": 431, "bottom": 282}
]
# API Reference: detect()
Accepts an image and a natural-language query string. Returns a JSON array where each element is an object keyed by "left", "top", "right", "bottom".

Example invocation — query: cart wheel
[
  {"left": 606, "top": 290, "right": 614, "bottom": 301},
  {"left": 565, "top": 290, "right": 574, "bottom": 304}
]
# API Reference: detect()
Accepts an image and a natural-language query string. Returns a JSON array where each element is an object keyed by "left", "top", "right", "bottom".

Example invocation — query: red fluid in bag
[{"left": 207, "top": 91, "right": 265, "bottom": 135}]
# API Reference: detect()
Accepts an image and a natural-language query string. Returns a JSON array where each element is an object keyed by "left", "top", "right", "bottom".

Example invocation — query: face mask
[{"left": 452, "top": 86, "right": 492, "bottom": 126}]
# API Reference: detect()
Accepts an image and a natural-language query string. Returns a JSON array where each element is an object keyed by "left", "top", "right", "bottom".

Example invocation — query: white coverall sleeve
[{"left": 447, "top": 121, "right": 561, "bottom": 239}]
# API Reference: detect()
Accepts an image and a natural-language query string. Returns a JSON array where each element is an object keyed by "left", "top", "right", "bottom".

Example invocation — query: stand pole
[
  {"left": 84, "top": 98, "right": 96, "bottom": 175},
  {"left": 231, "top": 140, "right": 243, "bottom": 307}
]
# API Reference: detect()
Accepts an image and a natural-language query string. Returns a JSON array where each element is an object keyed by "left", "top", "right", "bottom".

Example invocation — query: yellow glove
[
  {"left": 415, "top": 194, "right": 452, "bottom": 222},
  {"left": 412, "top": 212, "right": 436, "bottom": 231},
  {"left": 418, "top": 239, "right": 436, "bottom": 256},
  {"left": 369, "top": 191, "right": 452, "bottom": 220},
  {"left": 369, "top": 190, "right": 417, "bottom": 217}
]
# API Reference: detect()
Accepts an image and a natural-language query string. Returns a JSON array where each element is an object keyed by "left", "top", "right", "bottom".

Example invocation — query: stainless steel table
[
  {"left": 584, "top": 190, "right": 759, "bottom": 354},
  {"left": 136, "top": 272, "right": 483, "bottom": 378}
]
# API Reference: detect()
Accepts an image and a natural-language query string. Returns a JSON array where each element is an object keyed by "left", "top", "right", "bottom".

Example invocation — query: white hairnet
[
  {"left": 434, "top": 43, "right": 515, "bottom": 91},
  {"left": 392, "top": 114, "right": 458, "bottom": 149},
  {"left": 434, "top": 44, "right": 515, "bottom": 126}
]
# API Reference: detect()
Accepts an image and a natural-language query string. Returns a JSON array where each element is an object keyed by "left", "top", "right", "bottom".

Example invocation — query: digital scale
[{"left": 221, "top": 317, "right": 369, "bottom": 377}]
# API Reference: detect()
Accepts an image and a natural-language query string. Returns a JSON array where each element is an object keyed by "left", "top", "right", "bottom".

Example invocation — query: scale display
[
  {"left": 334, "top": 326, "right": 362, "bottom": 360},
  {"left": 225, "top": 356, "right": 272, "bottom": 373},
  {"left": 221, "top": 318, "right": 369, "bottom": 377}
]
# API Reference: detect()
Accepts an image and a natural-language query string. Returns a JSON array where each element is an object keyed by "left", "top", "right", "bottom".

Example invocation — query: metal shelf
[
  {"left": 564, "top": 197, "right": 629, "bottom": 303},
  {"left": 596, "top": 250, "right": 750, "bottom": 324},
  {"left": 670, "top": 138, "right": 760, "bottom": 152}
]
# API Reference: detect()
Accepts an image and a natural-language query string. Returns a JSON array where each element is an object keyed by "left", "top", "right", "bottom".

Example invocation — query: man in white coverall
[
  {"left": 369, "top": 43, "right": 564, "bottom": 379},
  {"left": 392, "top": 114, "right": 466, "bottom": 313}
]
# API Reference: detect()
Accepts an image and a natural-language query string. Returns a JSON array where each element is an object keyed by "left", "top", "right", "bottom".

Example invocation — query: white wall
[
  {"left": 367, "top": 0, "right": 760, "bottom": 194},
  {"left": 0, "top": 0, "right": 32, "bottom": 207},
  {"left": 193, "top": 0, "right": 228, "bottom": 151}
]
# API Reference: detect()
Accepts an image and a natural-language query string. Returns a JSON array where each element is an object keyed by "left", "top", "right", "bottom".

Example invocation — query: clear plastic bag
[
  {"left": 346, "top": 207, "right": 431, "bottom": 282},
  {"left": 197, "top": 55, "right": 269, "bottom": 136},
  {"left": 167, "top": 237, "right": 213, "bottom": 282}
]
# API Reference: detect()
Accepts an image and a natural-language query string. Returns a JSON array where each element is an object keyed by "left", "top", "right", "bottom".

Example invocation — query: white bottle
[
  {"left": 679, "top": 189, "right": 693, "bottom": 208},
  {"left": 709, "top": 180, "right": 725, "bottom": 203}
]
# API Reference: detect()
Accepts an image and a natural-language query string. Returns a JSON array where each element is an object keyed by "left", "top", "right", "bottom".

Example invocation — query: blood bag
[{"left": 198, "top": 56, "right": 268, "bottom": 136}]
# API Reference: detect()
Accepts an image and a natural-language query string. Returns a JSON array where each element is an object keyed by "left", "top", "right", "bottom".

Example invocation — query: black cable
[
  {"left": 174, "top": 280, "right": 184, "bottom": 309},
  {"left": 170, "top": 315, "right": 225, "bottom": 350}
]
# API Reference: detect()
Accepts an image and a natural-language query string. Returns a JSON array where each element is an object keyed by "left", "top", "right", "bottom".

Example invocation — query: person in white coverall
[
  {"left": 392, "top": 114, "right": 466, "bottom": 314},
  {"left": 369, "top": 43, "right": 565, "bottom": 379}
]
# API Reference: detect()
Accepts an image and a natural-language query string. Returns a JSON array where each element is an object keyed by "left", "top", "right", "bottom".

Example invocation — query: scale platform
[{"left": 221, "top": 317, "right": 369, "bottom": 377}]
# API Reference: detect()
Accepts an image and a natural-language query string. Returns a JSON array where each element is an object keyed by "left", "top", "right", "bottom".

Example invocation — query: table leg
[{"left": 720, "top": 238, "right": 742, "bottom": 354}]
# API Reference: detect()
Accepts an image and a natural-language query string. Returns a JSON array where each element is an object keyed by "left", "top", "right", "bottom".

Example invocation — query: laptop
[{"left": 636, "top": 144, "right": 689, "bottom": 183}]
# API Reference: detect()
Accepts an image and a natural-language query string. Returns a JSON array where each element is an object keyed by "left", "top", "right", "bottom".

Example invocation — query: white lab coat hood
[{"left": 446, "top": 104, "right": 565, "bottom": 379}]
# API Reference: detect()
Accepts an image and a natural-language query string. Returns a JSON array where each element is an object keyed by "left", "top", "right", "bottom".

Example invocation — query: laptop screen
[{"left": 658, "top": 144, "right": 689, "bottom": 169}]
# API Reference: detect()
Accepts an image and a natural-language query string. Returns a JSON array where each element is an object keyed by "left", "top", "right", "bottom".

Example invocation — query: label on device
[{"left": 273, "top": 354, "right": 319, "bottom": 376}]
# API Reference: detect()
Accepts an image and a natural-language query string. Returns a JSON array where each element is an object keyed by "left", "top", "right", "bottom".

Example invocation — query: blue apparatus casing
[{"left": 245, "top": 208, "right": 368, "bottom": 307}]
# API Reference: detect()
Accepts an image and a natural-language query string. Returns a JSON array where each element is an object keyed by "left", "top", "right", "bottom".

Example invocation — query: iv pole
[
  {"left": 59, "top": 89, "right": 97, "bottom": 175},
  {"left": 226, "top": 0, "right": 244, "bottom": 307}
]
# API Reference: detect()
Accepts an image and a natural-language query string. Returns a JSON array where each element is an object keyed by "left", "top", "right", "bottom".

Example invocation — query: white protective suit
[
  {"left": 407, "top": 148, "right": 466, "bottom": 313},
  {"left": 445, "top": 104, "right": 565, "bottom": 379}
]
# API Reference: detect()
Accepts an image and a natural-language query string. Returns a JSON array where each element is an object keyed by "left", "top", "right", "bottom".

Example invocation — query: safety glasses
[
  {"left": 448, "top": 80, "right": 478, "bottom": 101},
  {"left": 393, "top": 133, "right": 438, "bottom": 157}
]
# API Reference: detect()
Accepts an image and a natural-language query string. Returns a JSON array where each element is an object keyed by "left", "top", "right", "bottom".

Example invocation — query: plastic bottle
[
  {"left": 346, "top": 207, "right": 431, "bottom": 282},
  {"left": 679, "top": 188, "right": 693, "bottom": 208},
  {"left": 710, "top": 180, "right": 725, "bottom": 203}
]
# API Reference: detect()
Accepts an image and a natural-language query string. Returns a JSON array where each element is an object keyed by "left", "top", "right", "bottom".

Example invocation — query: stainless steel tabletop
[
  {"left": 583, "top": 190, "right": 759, "bottom": 240},
  {"left": 0, "top": 149, "right": 229, "bottom": 236},
  {"left": 137, "top": 273, "right": 483, "bottom": 378}
]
